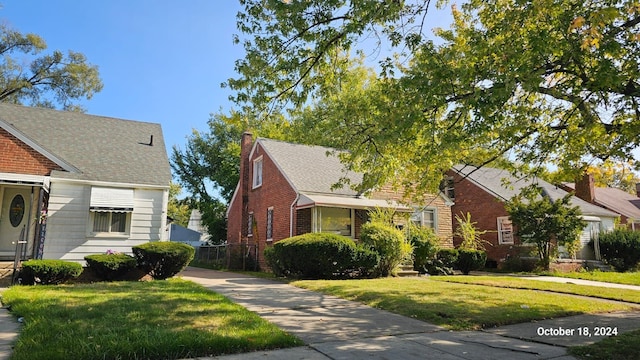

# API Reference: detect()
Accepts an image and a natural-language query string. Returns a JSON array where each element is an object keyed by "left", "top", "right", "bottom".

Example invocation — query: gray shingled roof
[
  {"left": 0, "top": 103, "right": 171, "bottom": 187},
  {"left": 454, "top": 165, "right": 618, "bottom": 218},
  {"left": 563, "top": 183, "right": 640, "bottom": 219},
  {"left": 257, "top": 138, "right": 363, "bottom": 196}
]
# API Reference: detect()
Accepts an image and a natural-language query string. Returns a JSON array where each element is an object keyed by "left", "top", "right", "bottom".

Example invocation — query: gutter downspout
[{"left": 290, "top": 193, "right": 300, "bottom": 237}]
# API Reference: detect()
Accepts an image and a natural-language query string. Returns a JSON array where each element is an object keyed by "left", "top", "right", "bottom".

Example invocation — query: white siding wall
[{"left": 44, "top": 181, "right": 167, "bottom": 262}]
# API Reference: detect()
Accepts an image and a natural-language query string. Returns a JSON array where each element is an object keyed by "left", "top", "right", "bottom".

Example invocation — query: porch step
[{"left": 395, "top": 264, "right": 419, "bottom": 277}]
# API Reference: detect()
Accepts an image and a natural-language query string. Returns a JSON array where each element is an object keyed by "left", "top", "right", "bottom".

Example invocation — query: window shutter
[{"left": 90, "top": 187, "right": 134, "bottom": 212}]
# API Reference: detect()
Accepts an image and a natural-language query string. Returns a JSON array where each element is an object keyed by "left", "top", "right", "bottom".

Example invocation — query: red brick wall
[
  {"left": 0, "top": 128, "right": 63, "bottom": 175},
  {"left": 447, "top": 170, "right": 520, "bottom": 264},
  {"left": 296, "top": 208, "right": 312, "bottom": 235}
]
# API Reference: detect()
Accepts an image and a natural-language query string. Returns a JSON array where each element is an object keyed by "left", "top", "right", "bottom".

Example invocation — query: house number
[{"left": 9, "top": 195, "right": 25, "bottom": 227}]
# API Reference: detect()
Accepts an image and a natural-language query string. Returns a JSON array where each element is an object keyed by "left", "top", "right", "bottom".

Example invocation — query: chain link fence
[{"left": 194, "top": 243, "right": 259, "bottom": 271}]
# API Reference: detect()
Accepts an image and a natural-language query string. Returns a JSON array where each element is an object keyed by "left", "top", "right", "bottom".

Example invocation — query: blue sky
[{"left": 1, "top": 0, "right": 244, "bottom": 161}]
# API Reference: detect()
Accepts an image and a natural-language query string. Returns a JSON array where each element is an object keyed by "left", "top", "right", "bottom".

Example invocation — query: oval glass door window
[{"left": 9, "top": 195, "right": 25, "bottom": 227}]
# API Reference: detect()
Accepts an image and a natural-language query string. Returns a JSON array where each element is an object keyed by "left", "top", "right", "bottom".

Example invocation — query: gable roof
[
  {"left": 453, "top": 165, "right": 618, "bottom": 218},
  {"left": 562, "top": 183, "right": 640, "bottom": 220},
  {"left": 0, "top": 103, "right": 171, "bottom": 187},
  {"left": 256, "top": 138, "right": 363, "bottom": 196}
]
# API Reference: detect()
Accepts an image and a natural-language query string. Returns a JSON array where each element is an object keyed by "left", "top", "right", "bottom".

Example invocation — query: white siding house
[{"left": 0, "top": 103, "right": 171, "bottom": 263}]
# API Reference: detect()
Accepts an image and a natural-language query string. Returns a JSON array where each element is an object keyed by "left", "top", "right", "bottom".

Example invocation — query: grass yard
[
  {"left": 292, "top": 277, "right": 637, "bottom": 330},
  {"left": 569, "top": 329, "right": 640, "bottom": 360},
  {"left": 1, "top": 279, "right": 302, "bottom": 360},
  {"left": 433, "top": 275, "right": 640, "bottom": 304},
  {"left": 543, "top": 271, "right": 640, "bottom": 286}
]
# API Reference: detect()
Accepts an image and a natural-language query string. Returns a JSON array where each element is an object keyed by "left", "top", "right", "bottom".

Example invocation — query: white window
[
  {"left": 248, "top": 212, "right": 254, "bottom": 237},
  {"left": 497, "top": 216, "right": 514, "bottom": 244},
  {"left": 313, "top": 207, "right": 353, "bottom": 237},
  {"left": 266, "top": 207, "right": 274, "bottom": 241},
  {"left": 89, "top": 187, "right": 133, "bottom": 236},
  {"left": 252, "top": 157, "right": 263, "bottom": 188},
  {"left": 411, "top": 208, "right": 437, "bottom": 230},
  {"left": 91, "top": 212, "right": 129, "bottom": 234}
]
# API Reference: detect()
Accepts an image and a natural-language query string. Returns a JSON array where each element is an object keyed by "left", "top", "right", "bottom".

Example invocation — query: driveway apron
[{"left": 180, "top": 268, "right": 576, "bottom": 360}]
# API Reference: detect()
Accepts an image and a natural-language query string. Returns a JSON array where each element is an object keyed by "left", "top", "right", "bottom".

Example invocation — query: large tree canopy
[
  {"left": 0, "top": 24, "right": 102, "bottom": 110},
  {"left": 229, "top": 0, "right": 640, "bottom": 196}
]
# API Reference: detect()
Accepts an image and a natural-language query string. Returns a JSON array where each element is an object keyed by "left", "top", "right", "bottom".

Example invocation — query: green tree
[
  {"left": 505, "top": 185, "right": 587, "bottom": 270},
  {"left": 230, "top": 0, "right": 640, "bottom": 195},
  {"left": 170, "top": 110, "right": 291, "bottom": 241},
  {"left": 167, "top": 183, "right": 190, "bottom": 228},
  {"left": 0, "top": 24, "right": 102, "bottom": 110},
  {"left": 454, "top": 212, "right": 488, "bottom": 251},
  {"left": 547, "top": 160, "right": 640, "bottom": 194}
]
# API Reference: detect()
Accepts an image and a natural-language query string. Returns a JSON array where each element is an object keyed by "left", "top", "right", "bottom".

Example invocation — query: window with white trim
[
  {"left": 313, "top": 207, "right": 353, "bottom": 237},
  {"left": 497, "top": 216, "right": 514, "bottom": 244},
  {"left": 266, "top": 207, "right": 274, "bottom": 241},
  {"left": 411, "top": 208, "right": 437, "bottom": 230},
  {"left": 89, "top": 187, "right": 133, "bottom": 235},
  {"left": 91, "top": 212, "right": 129, "bottom": 234},
  {"left": 252, "top": 157, "right": 263, "bottom": 188}
]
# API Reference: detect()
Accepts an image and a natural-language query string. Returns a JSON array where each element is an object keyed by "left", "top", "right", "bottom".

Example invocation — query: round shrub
[
  {"left": 408, "top": 225, "right": 440, "bottom": 274},
  {"left": 20, "top": 259, "right": 83, "bottom": 285},
  {"left": 132, "top": 242, "right": 195, "bottom": 280},
  {"left": 360, "top": 222, "right": 410, "bottom": 277},
  {"left": 85, "top": 253, "right": 137, "bottom": 281},
  {"left": 264, "top": 233, "right": 379, "bottom": 279},
  {"left": 597, "top": 229, "right": 640, "bottom": 271},
  {"left": 456, "top": 249, "right": 487, "bottom": 275}
]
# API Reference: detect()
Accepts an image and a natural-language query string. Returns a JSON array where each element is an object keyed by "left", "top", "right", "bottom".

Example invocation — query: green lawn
[
  {"left": 569, "top": 330, "right": 640, "bottom": 360},
  {"left": 1, "top": 279, "right": 302, "bottom": 360},
  {"left": 433, "top": 275, "right": 640, "bottom": 303},
  {"left": 543, "top": 270, "right": 640, "bottom": 286},
  {"left": 292, "top": 277, "right": 637, "bottom": 330}
]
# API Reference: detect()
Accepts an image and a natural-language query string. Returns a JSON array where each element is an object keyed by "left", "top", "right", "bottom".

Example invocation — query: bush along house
[
  {"left": 226, "top": 133, "right": 454, "bottom": 269},
  {"left": 447, "top": 165, "right": 618, "bottom": 270},
  {"left": 0, "top": 103, "right": 171, "bottom": 263}
]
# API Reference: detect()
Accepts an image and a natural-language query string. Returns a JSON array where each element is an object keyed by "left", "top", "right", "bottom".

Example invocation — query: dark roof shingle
[{"left": 0, "top": 103, "right": 171, "bottom": 187}]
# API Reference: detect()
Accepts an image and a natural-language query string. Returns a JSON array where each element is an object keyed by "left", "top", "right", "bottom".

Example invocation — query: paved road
[{"left": 180, "top": 268, "right": 640, "bottom": 360}]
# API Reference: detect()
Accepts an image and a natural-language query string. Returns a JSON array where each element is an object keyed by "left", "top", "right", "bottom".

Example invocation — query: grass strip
[
  {"left": 542, "top": 271, "right": 640, "bottom": 286},
  {"left": 291, "top": 277, "right": 634, "bottom": 330},
  {"left": 434, "top": 275, "right": 640, "bottom": 304},
  {"left": 569, "top": 329, "right": 640, "bottom": 360},
  {"left": 2, "top": 279, "right": 302, "bottom": 360}
]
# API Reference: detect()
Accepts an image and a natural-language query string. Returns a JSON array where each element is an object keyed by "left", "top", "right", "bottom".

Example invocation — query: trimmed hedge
[
  {"left": 264, "top": 233, "right": 379, "bottom": 279},
  {"left": 132, "top": 242, "right": 195, "bottom": 280},
  {"left": 85, "top": 253, "right": 137, "bottom": 281},
  {"left": 597, "top": 229, "right": 640, "bottom": 271},
  {"left": 360, "top": 222, "right": 411, "bottom": 277},
  {"left": 456, "top": 249, "right": 487, "bottom": 275},
  {"left": 20, "top": 259, "right": 83, "bottom": 285}
]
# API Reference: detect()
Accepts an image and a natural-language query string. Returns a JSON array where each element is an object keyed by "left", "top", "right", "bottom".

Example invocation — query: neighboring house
[
  {"left": 168, "top": 209, "right": 210, "bottom": 248},
  {"left": 168, "top": 224, "right": 205, "bottom": 248},
  {"left": 227, "top": 133, "right": 453, "bottom": 268},
  {"left": 0, "top": 103, "right": 171, "bottom": 262},
  {"left": 560, "top": 174, "right": 640, "bottom": 231},
  {"left": 448, "top": 165, "right": 618, "bottom": 266}
]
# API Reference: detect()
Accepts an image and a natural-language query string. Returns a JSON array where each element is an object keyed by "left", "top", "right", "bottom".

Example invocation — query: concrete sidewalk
[{"left": 178, "top": 267, "right": 640, "bottom": 360}]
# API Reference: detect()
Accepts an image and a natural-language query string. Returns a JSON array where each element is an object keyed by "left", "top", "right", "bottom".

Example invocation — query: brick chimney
[
  {"left": 240, "top": 131, "right": 253, "bottom": 238},
  {"left": 574, "top": 173, "right": 595, "bottom": 203},
  {"left": 636, "top": 183, "right": 640, "bottom": 198}
]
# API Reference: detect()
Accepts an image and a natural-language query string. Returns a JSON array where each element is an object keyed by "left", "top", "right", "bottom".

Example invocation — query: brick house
[
  {"left": 226, "top": 133, "right": 453, "bottom": 268},
  {"left": 560, "top": 174, "right": 640, "bottom": 231},
  {"left": 447, "top": 165, "right": 618, "bottom": 267},
  {"left": 0, "top": 103, "right": 171, "bottom": 262}
]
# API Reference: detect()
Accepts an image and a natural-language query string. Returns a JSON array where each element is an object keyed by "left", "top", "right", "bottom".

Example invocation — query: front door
[{"left": 0, "top": 187, "right": 32, "bottom": 255}]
